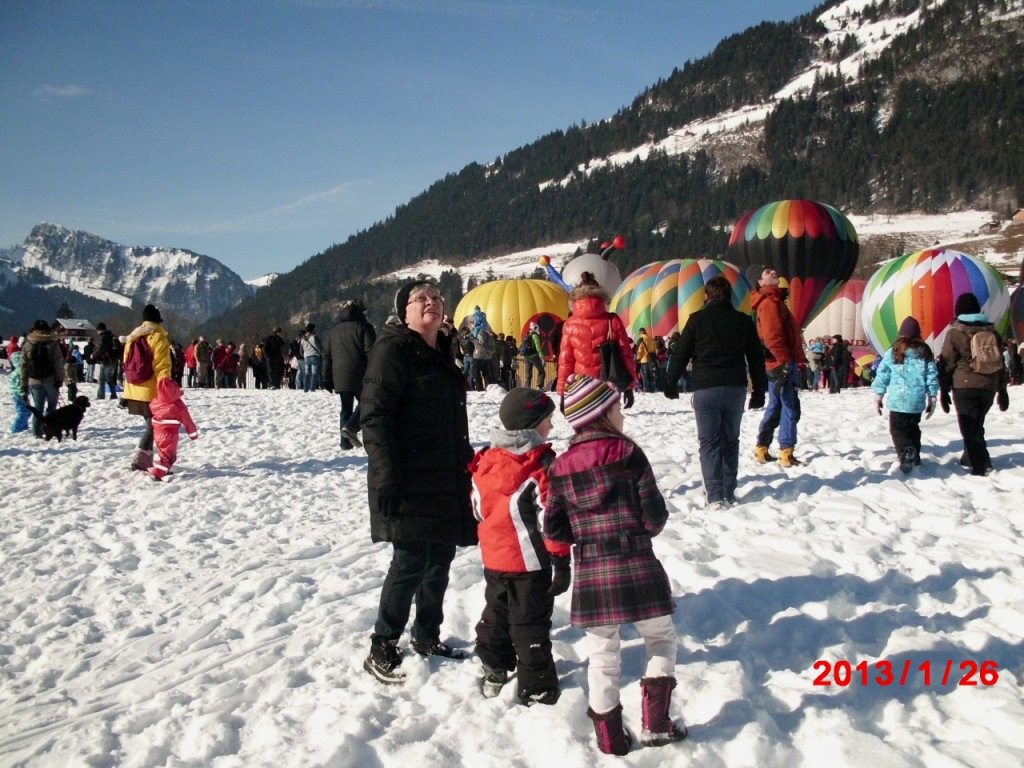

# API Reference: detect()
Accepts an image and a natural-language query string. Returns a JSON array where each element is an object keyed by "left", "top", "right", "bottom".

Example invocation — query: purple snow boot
[
  {"left": 640, "top": 676, "right": 688, "bottom": 747},
  {"left": 588, "top": 704, "right": 633, "bottom": 756}
]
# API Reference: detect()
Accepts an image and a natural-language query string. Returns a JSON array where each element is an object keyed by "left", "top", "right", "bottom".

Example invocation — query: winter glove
[
  {"left": 378, "top": 494, "right": 401, "bottom": 522},
  {"left": 997, "top": 389, "right": 1009, "bottom": 412},
  {"left": 621, "top": 389, "right": 635, "bottom": 409},
  {"left": 875, "top": 395, "right": 884, "bottom": 416},
  {"left": 940, "top": 389, "right": 951, "bottom": 414},
  {"left": 925, "top": 396, "right": 936, "bottom": 419},
  {"left": 747, "top": 390, "right": 765, "bottom": 410},
  {"left": 663, "top": 383, "right": 679, "bottom": 400},
  {"left": 548, "top": 555, "right": 571, "bottom": 597},
  {"left": 559, "top": 394, "right": 565, "bottom": 414}
]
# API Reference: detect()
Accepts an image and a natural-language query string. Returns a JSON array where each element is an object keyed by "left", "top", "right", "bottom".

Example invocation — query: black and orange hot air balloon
[{"left": 726, "top": 199, "right": 859, "bottom": 328}]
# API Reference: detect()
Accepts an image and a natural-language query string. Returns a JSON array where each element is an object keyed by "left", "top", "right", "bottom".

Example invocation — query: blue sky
[{"left": 1, "top": 0, "right": 822, "bottom": 280}]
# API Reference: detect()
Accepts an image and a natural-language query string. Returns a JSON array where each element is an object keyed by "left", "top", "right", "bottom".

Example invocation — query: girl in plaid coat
[{"left": 544, "top": 375, "right": 685, "bottom": 756}]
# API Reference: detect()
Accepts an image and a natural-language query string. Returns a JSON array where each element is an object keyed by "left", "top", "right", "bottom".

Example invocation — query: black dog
[{"left": 26, "top": 396, "right": 91, "bottom": 442}]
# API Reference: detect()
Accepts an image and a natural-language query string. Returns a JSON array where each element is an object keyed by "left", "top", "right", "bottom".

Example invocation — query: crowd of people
[{"left": 3, "top": 275, "right": 1019, "bottom": 757}]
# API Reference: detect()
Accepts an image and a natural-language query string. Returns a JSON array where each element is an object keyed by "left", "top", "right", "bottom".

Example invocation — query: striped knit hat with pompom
[{"left": 562, "top": 374, "right": 619, "bottom": 430}]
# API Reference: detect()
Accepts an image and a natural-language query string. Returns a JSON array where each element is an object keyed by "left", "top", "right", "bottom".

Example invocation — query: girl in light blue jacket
[{"left": 872, "top": 316, "right": 939, "bottom": 473}]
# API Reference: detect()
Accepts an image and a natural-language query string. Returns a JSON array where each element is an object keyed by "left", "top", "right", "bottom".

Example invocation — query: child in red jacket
[
  {"left": 149, "top": 378, "right": 198, "bottom": 480},
  {"left": 469, "top": 387, "right": 568, "bottom": 705}
]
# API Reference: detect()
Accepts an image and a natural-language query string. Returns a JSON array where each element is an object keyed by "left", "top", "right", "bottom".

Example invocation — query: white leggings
[{"left": 585, "top": 615, "right": 677, "bottom": 713}]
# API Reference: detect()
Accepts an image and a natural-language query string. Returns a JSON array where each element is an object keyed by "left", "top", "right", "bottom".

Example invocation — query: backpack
[
  {"left": 518, "top": 338, "right": 532, "bottom": 356},
  {"left": 25, "top": 342, "right": 55, "bottom": 380},
  {"left": 124, "top": 336, "right": 154, "bottom": 384},
  {"left": 969, "top": 329, "right": 1003, "bottom": 374}
]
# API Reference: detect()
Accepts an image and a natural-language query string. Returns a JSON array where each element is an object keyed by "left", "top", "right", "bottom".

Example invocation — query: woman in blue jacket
[{"left": 872, "top": 316, "right": 939, "bottom": 473}]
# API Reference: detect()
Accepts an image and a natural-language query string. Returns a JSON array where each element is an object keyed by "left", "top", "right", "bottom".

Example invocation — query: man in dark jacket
[
  {"left": 262, "top": 328, "right": 286, "bottom": 389},
  {"left": 664, "top": 276, "right": 767, "bottom": 507},
  {"left": 323, "top": 300, "right": 376, "bottom": 449},
  {"left": 20, "top": 319, "right": 66, "bottom": 438},
  {"left": 93, "top": 322, "right": 118, "bottom": 400},
  {"left": 361, "top": 280, "right": 477, "bottom": 685}
]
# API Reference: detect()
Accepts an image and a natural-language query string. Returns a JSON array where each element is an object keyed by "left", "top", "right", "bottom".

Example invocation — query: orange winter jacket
[
  {"left": 556, "top": 284, "right": 637, "bottom": 395},
  {"left": 751, "top": 286, "right": 804, "bottom": 371}
]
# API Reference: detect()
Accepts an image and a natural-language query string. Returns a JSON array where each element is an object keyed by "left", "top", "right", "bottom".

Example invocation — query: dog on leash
[{"left": 26, "top": 396, "right": 91, "bottom": 442}]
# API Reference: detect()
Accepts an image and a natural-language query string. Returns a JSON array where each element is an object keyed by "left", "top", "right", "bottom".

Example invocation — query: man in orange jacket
[{"left": 749, "top": 266, "right": 805, "bottom": 467}]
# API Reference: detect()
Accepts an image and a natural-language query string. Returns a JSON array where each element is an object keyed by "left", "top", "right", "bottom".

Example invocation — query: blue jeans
[
  {"left": 373, "top": 541, "right": 457, "bottom": 644},
  {"left": 303, "top": 356, "right": 321, "bottom": 391},
  {"left": 639, "top": 361, "right": 656, "bottom": 392},
  {"left": 11, "top": 393, "right": 31, "bottom": 433},
  {"left": 29, "top": 380, "right": 59, "bottom": 438},
  {"left": 757, "top": 367, "right": 800, "bottom": 449},
  {"left": 693, "top": 386, "right": 746, "bottom": 504},
  {"left": 96, "top": 363, "right": 118, "bottom": 399}
]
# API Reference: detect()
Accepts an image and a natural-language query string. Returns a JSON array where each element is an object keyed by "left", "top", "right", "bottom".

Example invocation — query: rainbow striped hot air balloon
[
  {"left": 861, "top": 248, "right": 1010, "bottom": 356},
  {"left": 726, "top": 199, "right": 859, "bottom": 328},
  {"left": 610, "top": 259, "right": 752, "bottom": 338}
]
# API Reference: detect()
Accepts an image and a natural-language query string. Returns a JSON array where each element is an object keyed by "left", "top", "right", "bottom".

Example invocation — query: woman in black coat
[{"left": 361, "top": 280, "right": 477, "bottom": 685}]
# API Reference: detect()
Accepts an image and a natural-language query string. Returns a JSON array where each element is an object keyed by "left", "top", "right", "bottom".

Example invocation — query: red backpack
[{"left": 124, "top": 336, "right": 154, "bottom": 384}]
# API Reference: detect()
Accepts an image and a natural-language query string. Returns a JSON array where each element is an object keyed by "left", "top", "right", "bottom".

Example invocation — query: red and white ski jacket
[
  {"left": 150, "top": 378, "right": 199, "bottom": 439},
  {"left": 470, "top": 431, "right": 571, "bottom": 573}
]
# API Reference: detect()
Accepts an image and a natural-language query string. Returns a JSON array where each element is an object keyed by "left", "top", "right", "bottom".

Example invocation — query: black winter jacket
[
  {"left": 323, "top": 306, "right": 376, "bottom": 393},
  {"left": 665, "top": 299, "right": 767, "bottom": 393},
  {"left": 361, "top": 324, "right": 477, "bottom": 547}
]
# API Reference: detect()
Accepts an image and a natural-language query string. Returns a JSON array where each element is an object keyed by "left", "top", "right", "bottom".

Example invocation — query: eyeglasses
[{"left": 409, "top": 294, "right": 444, "bottom": 305}]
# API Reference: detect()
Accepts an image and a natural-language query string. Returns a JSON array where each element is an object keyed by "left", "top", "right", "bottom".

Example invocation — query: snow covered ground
[{"left": 1, "top": 379, "right": 1023, "bottom": 767}]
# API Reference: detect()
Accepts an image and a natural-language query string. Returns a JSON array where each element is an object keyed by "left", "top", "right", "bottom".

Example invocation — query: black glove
[
  {"left": 940, "top": 389, "right": 951, "bottom": 414},
  {"left": 925, "top": 396, "right": 936, "bottom": 419},
  {"left": 748, "top": 390, "right": 765, "bottom": 410},
  {"left": 997, "top": 389, "right": 1009, "bottom": 412},
  {"left": 663, "top": 383, "right": 679, "bottom": 400},
  {"left": 621, "top": 389, "right": 635, "bottom": 409},
  {"left": 875, "top": 395, "right": 884, "bottom": 416},
  {"left": 548, "top": 555, "right": 571, "bottom": 597},
  {"left": 559, "top": 395, "right": 565, "bottom": 414},
  {"left": 378, "top": 494, "right": 400, "bottom": 522}
]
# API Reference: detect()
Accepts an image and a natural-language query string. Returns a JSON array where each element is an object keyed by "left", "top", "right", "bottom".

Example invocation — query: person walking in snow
[
  {"left": 748, "top": 265, "right": 805, "bottom": 467},
  {"left": 543, "top": 374, "right": 686, "bottom": 756},
  {"left": 470, "top": 387, "right": 567, "bottom": 705},
  {"left": 664, "top": 275, "right": 767, "bottom": 508},
  {"left": 122, "top": 304, "right": 172, "bottom": 472},
  {"left": 8, "top": 347, "right": 31, "bottom": 434},
  {"left": 872, "top": 316, "right": 939, "bottom": 473},
  {"left": 20, "top": 320, "right": 65, "bottom": 439},
  {"left": 361, "top": 280, "right": 477, "bottom": 685},
  {"left": 555, "top": 272, "right": 637, "bottom": 407},
  {"left": 938, "top": 292, "right": 1009, "bottom": 475},
  {"left": 149, "top": 378, "right": 199, "bottom": 480},
  {"left": 323, "top": 299, "right": 376, "bottom": 450}
]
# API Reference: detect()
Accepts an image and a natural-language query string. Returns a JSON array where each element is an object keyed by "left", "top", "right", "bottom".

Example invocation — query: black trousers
[
  {"left": 475, "top": 569, "right": 558, "bottom": 701},
  {"left": 953, "top": 388, "right": 995, "bottom": 475},
  {"left": 888, "top": 411, "right": 922, "bottom": 459}
]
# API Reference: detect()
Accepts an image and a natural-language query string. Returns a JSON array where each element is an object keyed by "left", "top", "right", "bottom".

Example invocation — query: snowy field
[{"left": 1, "top": 379, "right": 1023, "bottom": 767}]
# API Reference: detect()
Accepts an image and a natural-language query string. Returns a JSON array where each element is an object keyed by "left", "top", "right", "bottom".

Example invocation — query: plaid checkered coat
[{"left": 543, "top": 430, "right": 674, "bottom": 628}]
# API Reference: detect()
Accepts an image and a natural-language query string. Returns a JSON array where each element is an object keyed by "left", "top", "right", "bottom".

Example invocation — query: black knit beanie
[
  {"left": 954, "top": 293, "right": 981, "bottom": 316},
  {"left": 394, "top": 280, "right": 436, "bottom": 323}
]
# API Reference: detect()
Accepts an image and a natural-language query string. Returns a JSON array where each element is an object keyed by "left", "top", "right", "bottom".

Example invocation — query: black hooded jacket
[{"left": 323, "top": 305, "right": 376, "bottom": 393}]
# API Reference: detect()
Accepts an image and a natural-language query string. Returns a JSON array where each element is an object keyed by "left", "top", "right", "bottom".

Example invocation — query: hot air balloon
[
  {"left": 1010, "top": 285, "right": 1024, "bottom": 344},
  {"left": 861, "top": 248, "right": 1011, "bottom": 356},
  {"left": 453, "top": 279, "right": 569, "bottom": 344},
  {"left": 851, "top": 348, "right": 879, "bottom": 377},
  {"left": 540, "top": 236, "right": 626, "bottom": 298},
  {"left": 803, "top": 279, "right": 869, "bottom": 347},
  {"left": 610, "top": 259, "right": 753, "bottom": 338},
  {"left": 726, "top": 199, "right": 859, "bottom": 328}
]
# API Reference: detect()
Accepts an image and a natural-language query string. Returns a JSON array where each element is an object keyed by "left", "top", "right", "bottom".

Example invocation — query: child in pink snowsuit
[{"left": 150, "top": 378, "right": 198, "bottom": 479}]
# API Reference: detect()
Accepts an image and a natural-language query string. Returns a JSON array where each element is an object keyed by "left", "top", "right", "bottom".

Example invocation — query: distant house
[{"left": 54, "top": 318, "right": 95, "bottom": 340}]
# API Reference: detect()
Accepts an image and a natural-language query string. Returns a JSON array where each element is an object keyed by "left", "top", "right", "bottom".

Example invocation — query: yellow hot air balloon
[{"left": 454, "top": 279, "right": 569, "bottom": 342}]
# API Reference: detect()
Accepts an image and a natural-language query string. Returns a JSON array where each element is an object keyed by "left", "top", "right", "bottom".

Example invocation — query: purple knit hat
[
  {"left": 898, "top": 316, "right": 921, "bottom": 339},
  {"left": 562, "top": 375, "right": 619, "bottom": 430}
]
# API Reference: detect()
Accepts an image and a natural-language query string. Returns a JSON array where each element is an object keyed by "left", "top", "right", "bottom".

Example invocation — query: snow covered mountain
[{"left": 1, "top": 223, "right": 256, "bottom": 328}]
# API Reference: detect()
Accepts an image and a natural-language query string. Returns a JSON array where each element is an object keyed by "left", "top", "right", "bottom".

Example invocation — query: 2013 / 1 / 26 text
[{"left": 812, "top": 659, "right": 999, "bottom": 687}]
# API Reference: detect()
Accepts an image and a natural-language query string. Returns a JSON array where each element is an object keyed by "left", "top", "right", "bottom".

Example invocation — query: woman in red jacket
[{"left": 556, "top": 272, "right": 637, "bottom": 406}]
